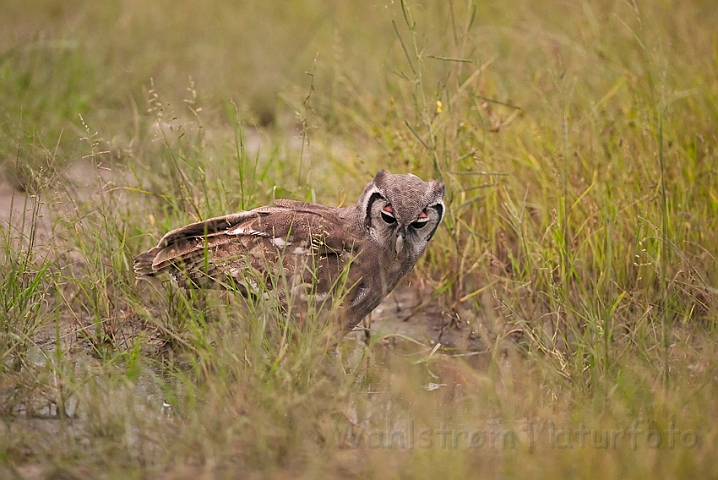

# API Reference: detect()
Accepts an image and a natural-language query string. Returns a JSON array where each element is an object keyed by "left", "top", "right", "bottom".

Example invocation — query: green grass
[{"left": 1, "top": 0, "right": 718, "bottom": 478}]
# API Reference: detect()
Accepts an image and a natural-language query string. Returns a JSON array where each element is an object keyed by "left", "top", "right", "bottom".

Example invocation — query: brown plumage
[{"left": 134, "top": 170, "right": 445, "bottom": 333}]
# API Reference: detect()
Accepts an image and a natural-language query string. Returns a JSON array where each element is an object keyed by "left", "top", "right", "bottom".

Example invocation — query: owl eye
[
  {"left": 410, "top": 210, "right": 429, "bottom": 229},
  {"left": 380, "top": 204, "right": 396, "bottom": 224}
]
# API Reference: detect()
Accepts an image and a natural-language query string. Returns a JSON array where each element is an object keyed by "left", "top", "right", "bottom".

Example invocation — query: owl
[{"left": 134, "top": 170, "right": 445, "bottom": 334}]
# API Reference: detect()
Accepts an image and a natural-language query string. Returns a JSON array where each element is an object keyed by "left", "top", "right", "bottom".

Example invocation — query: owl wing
[
  {"left": 134, "top": 203, "right": 361, "bottom": 293},
  {"left": 133, "top": 210, "right": 266, "bottom": 278}
]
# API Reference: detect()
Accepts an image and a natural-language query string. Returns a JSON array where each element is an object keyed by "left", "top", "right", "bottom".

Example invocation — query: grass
[{"left": 1, "top": 0, "right": 718, "bottom": 478}]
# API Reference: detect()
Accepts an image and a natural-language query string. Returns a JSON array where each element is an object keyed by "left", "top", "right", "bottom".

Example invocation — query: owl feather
[{"left": 135, "top": 171, "right": 445, "bottom": 333}]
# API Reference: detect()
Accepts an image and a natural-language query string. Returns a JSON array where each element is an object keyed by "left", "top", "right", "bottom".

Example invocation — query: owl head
[{"left": 358, "top": 170, "right": 445, "bottom": 262}]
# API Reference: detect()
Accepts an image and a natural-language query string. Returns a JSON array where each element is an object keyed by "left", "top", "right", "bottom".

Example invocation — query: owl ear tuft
[{"left": 372, "top": 170, "right": 390, "bottom": 185}]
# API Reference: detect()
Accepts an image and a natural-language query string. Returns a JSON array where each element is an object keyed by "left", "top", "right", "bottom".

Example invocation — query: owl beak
[{"left": 395, "top": 227, "right": 406, "bottom": 255}]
